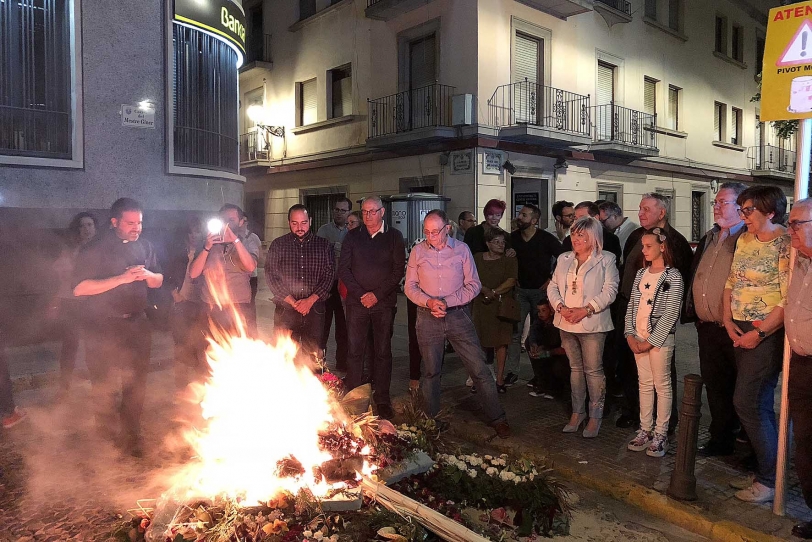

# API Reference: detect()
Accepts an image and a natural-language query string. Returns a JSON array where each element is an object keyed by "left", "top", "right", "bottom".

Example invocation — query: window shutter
[
  {"left": 668, "top": 86, "right": 679, "bottom": 130},
  {"left": 302, "top": 79, "right": 317, "bottom": 125},
  {"left": 409, "top": 35, "right": 436, "bottom": 89},
  {"left": 597, "top": 63, "right": 614, "bottom": 106},
  {"left": 644, "top": 78, "right": 656, "bottom": 115},
  {"left": 514, "top": 33, "right": 540, "bottom": 84},
  {"left": 714, "top": 103, "right": 722, "bottom": 141},
  {"left": 331, "top": 67, "right": 352, "bottom": 118},
  {"left": 668, "top": 0, "right": 680, "bottom": 30}
]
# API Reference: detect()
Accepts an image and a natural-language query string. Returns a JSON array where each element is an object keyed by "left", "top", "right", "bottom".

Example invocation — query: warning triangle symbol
[{"left": 778, "top": 20, "right": 812, "bottom": 66}]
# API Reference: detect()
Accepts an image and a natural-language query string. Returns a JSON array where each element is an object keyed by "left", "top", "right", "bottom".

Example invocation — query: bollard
[{"left": 667, "top": 373, "right": 703, "bottom": 501}]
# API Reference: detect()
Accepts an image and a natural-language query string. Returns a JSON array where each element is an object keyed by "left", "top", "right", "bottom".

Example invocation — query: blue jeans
[
  {"left": 560, "top": 330, "right": 607, "bottom": 420},
  {"left": 733, "top": 320, "right": 783, "bottom": 487},
  {"left": 507, "top": 288, "right": 546, "bottom": 376},
  {"left": 416, "top": 306, "right": 506, "bottom": 425},
  {"left": 0, "top": 347, "right": 15, "bottom": 417}
]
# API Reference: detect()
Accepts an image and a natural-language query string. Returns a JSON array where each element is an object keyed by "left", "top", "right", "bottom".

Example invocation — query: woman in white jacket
[{"left": 548, "top": 217, "right": 619, "bottom": 438}]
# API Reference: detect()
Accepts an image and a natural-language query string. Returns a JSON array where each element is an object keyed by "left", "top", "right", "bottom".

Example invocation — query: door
[
  {"left": 513, "top": 33, "right": 542, "bottom": 124},
  {"left": 408, "top": 34, "right": 437, "bottom": 130},
  {"left": 596, "top": 62, "right": 615, "bottom": 140}
]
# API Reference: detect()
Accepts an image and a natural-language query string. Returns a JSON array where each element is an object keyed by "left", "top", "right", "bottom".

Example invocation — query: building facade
[
  {"left": 0, "top": 0, "right": 247, "bottom": 341},
  {"left": 241, "top": 0, "right": 791, "bottom": 243}
]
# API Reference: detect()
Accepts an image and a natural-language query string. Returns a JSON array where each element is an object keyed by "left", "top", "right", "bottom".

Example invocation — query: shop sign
[{"left": 175, "top": 0, "right": 246, "bottom": 54}]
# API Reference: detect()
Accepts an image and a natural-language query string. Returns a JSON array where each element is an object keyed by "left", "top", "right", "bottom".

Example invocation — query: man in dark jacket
[
  {"left": 339, "top": 196, "right": 406, "bottom": 419},
  {"left": 615, "top": 193, "right": 693, "bottom": 429},
  {"left": 682, "top": 182, "right": 746, "bottom": 455},
  {"left": 561, "top": 201, "right": 622, "bottom": 265}
]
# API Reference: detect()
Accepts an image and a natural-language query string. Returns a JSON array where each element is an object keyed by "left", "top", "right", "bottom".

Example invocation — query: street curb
[{"left": 448, "top": 418, "right": 790, "bottom": 542}]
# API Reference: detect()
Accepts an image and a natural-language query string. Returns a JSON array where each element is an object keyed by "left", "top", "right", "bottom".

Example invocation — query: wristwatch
[
  {"left": 757, "top": 329, "right": 767, "bottom": 339},
  {"left": 585, "top": 305, "right": 595, "bottom": 317}
]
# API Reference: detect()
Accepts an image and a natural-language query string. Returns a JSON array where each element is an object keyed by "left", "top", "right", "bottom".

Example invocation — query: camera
[{"left": 207, "top": 218, "right": 224, "bottom": 236}]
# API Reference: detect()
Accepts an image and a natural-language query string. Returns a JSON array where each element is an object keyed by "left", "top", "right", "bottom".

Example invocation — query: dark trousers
[
  {"left": 617, "top": 298, "right": 678, "bottom": 423},
  {"left": 321, "top": 282, "right": 348, "bottom": 370},
  {"left": 0, "top": 346, "right": 14, "bottom": 418},
  {"left": 247, "top": 276, "right": 259, "bottom": 337},
  {"left": 733, "top": 320, "right": 783, "bottom": 487},
  {"left": 57, "top": 298, "right": 84, "bottom": 390},
  {"left": 407, "top": 298, "right": 422, "bottom": 380},
  {"left": 530, "top": 354, "right": 570, "bottom": 398},
  {"left": 788, "top": 352, "right": 812, "bottom": 509},
  {"left": 171, "top": 301, "right": 208, "bottom": 389},
  {"left": 345, "top": 302, "right": 396, "bottom": 406},
  {"left": 84, "top": 314, "right": 151, "bottom": 442},
  {"left": 274, "top": 302, "right": 326, "bottom": 360},
  {"left": 207, "top": 303, "right": 254, "bottom": 338},
  {"left": 696, "top": 321, "right": 739, "bottom": 446}
]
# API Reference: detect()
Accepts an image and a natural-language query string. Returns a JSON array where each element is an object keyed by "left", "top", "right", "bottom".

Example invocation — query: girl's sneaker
[
  {"left": 627, "top": 429, "right": 652, "bottom": 452},
  {"left": 646, "top": 432, "right": 669, "bottom": 457}
]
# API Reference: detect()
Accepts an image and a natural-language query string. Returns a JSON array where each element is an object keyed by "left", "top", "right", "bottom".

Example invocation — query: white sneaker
[
  {"left": 627, "top": 429, "right": 653, "bottom": 452},
  {"left": 465, "top": 376, "right": 473, "bottom": 387},
  {"left": 645, "top": 432, "right": 668, "bottom": 457},
  {"left": 734, "top": 482, "right": 775, "bottom": 503}
]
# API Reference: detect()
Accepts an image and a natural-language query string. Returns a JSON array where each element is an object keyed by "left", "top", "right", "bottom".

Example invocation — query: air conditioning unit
[{"left": 452, "top": 94, "right": 474, "bottom": 126}]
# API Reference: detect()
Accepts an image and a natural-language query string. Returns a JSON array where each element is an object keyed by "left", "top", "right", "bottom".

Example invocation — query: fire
[{"left": 165, "top": 267, "right": 374, "bottom": 506}]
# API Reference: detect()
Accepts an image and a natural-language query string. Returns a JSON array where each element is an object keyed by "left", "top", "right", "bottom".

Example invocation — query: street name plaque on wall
[
  {"left": 174, "top": 0, "right": 247, "bottom": 54},
  {"left": 121, "top": 105, "right": 156, "bottom": 129},
  {"left": 761, "top": 1, "right": 812, "bottom": 121}
]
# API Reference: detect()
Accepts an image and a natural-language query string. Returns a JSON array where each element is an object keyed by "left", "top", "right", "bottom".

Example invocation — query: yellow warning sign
[{"left": 761, "top": 1, "right": 812, "bottom": 121}]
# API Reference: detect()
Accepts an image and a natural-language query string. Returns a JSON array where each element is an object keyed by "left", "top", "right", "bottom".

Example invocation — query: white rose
[
  {"left": 486, "top": 467, "right": 497, "bottom": 476},
  {"left": 303, "top": 531, "right": 313, "bottom": 538},
  {"left": 514, "top": 477, "right": 522, "bottom": 484},
  {"left": 529, "top": 474, "right": 535, "bottom": 481},
  {"left": 484, "top": 455, "right": 493, "bottom": 460},
  {"left": 468, "top": 469, "right": 477, "bottom": 478}
]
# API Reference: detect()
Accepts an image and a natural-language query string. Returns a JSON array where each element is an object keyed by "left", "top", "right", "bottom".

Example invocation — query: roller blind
[
  {"left": 514, "top": 33, "right": 540, "bottom": 84},
  {"left": 668, "top": 86, "right": 679, "bottom": 130},
  {"left": 597, "top": 62, "right": 614, "bottom": 106},
  {"left": 644, "top": 78, "right": 656, "bottom": 116},
  {"left": 301, "top": 79, "right": 317, "bottom": 126}
]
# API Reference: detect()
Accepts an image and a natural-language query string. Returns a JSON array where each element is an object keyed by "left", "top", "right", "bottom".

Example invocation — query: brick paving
[{"left": 1, "top": 285, "right": 808, "bottom": 539}]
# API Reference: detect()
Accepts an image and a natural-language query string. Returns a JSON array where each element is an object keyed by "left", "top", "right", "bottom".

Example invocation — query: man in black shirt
[
  {"left": 73, "top": 198, "right": 163, "bottom": 457},
  {"left": 339, "top": 197, "right": 406, "bottom": 419},
  {"left": 506, "top": 204, "right": 563, "bottom": 386}
]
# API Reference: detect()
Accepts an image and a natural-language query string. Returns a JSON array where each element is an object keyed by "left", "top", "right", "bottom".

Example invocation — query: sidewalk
[{"left": 5, "top": 286, "right": 808, "bottom": 540}]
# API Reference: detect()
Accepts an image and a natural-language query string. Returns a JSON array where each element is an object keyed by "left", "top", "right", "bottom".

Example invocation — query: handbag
[{"left": 497, "top": 293, "right": 521, "bottom": 323}]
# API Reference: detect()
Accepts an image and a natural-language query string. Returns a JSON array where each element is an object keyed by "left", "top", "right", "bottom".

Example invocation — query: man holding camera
[{"left": 190, "top": 204, "right": 261, "bottom": 336}]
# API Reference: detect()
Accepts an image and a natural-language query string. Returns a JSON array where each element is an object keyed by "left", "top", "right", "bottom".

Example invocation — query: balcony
[
  {"left": 594, "top": 0, "right": 632, "bottom": 26},
  {"left": 514, "top": 0, "right": 593, "bottom": 19},
  {"left": 488, "top": 80, "right": 592, "bottom": 147},
  {"left": 239, "top": 33, "right": 272, "bottom": 76},
  {"left": 367, "top": 83, "right": 456, "bottom": 147},
  {"left": 748, "top": 144, "right": 796, "bottom": 181},
  {"left": 239, "top": 131, "right": 270, "bottom": 168},
  {"left": 591, "top": 104, "right": 658, "bottom": 156},
  {"left": 365, "top": 0, "right": 437, "bottom": 21}
]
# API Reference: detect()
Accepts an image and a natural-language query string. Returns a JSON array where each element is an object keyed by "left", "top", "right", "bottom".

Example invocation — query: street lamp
[{"left": 247, "top": 104, "right": 285, "bottom": 142}]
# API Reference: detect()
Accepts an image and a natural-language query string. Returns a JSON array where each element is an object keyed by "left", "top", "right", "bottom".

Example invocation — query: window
[
  {"left": 668, "top": 86, "right": 680, "bottom": 131},
  {"left": 644, "top": 77, "right": 657, "bottom": 117},
  {"left": 329, "top": 65, "right": 352, "bottom": 118},
  {"left": 296, "top": 78, "right": 317, "bottom": 127},
  {"left": 714, "top": 102, "right": 726, "bottom": 142},
  {"left": 173, "top": 25, "right": 239, "bottom": 173},
  {"left": 655, "top": 188, "right": 675, "bottom": 220},
  {"left": 645, "top": 0, "right": 656, "bottom": 19},
  {"left": 514, "top": 32, "right": 542, "bottom": 123},
  {"left": 732, "top": 24, "right": 744, "bottom": 62},
  {"left": 731, "top": 107, "right": 742, "bottom": 145},
  {"left": 299, "top": 0, "right": 316, "bottom": 20},
  {"left": 715, "top": 16, "right": 727, "bottom": 55},
  {"left": 596, "top": 62, "right": 616, "bottom": 140},
  {"left": 246, "top": 5, "right": 270, "bottom": 63},
  {"left": 597, "top": 183, "right": 623, "bottom": 208},
  {"left": 304, "top": 193, "right": 347, "bottom": 233},
  {"left": 691, "top": 191, "right": 706, "bottom": 242},
  {"left": 756, "top": 36, "right": 765, "bottom": 76},
  {"left": 668, "top": 0, "right": 681, "bottom": 31},
  {"left": 1, "top": 0, "right": 73, "bottom": 159}
]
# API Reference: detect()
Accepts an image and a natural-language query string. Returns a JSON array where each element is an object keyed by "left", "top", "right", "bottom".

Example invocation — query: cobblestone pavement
[{"left": 1, "top": 285, "right": 807, "bottom": 540}]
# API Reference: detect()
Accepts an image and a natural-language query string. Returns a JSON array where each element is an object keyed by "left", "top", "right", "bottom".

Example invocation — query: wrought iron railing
[
  {"left": 592, "top": 104, "right": 657, "bottom": 149},
  {"left": 487, "top": 80, "right": 591, "bottom": 137},
  {"left": 367, "top": 83, "right": 455, "bottom": 138},
  {"left": 246, "top": 33, "right": 272, "bottom": 64},
  {"left": 239, "top": 131, "right": 269, "bottom": 162},
  {"left": 595, "top": 0, "right": 632, "bottom": 14},
  {"left": 747, "top": 144, "right": 797, "bottom": 173}
]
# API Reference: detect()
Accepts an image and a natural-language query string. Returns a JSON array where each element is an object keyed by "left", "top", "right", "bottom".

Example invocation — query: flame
[{"left": 165, "top": 262, "right": 373, "bottom": 506}]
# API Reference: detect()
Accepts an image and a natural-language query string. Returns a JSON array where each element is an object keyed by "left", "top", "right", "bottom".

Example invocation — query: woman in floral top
[{"left": 723, "top": 185, "right": 790, "bottom": 505}]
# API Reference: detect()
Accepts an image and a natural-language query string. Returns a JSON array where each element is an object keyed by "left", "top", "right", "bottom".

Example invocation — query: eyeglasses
[
  {"left": 561, "top": 213, "right": 576, "bottom": 219},
  {"left": 789, "top": 219, "right": 812, "bottom": 231},
  {"left": 487, "top": 238, "right": 506, "bottom": 245},
  {"left": 361, "top": 208, "right": 382, "bottom": 216},
  {"left": 333, "top": 207, "right": 350, "bottom": 213},
  {"left": 713, "top": 200, "right": 737, "bottom": 208},
  {"left": 737, "top": 206, "right": 758, "bottom": 218},
  {"left": 423, "top": 228, "right": 446, "bottom": 237}
]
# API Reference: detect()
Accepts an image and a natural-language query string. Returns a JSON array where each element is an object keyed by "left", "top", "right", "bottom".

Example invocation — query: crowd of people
[{"left": 5, "top": 186, "right": 812, "bottom": 537}]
